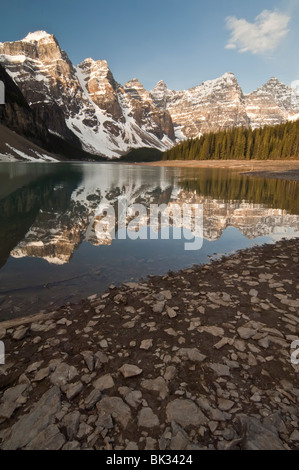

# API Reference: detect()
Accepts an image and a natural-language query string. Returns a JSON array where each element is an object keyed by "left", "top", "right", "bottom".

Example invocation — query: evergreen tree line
[{"left": 163, "top": 120, "right": 299, "bottom": 161}]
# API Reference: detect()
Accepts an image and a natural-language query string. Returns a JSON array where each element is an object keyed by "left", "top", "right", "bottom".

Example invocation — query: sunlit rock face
[
  {"left": 151, "top": 73, "right": 250, "bottom": 139},
  {"left": 244, "top": 78, "right": 299, "bottom": 129},
  {"left": 150, "top": 75, "right": 299, "bottom": 139},
  {"left": 0, "top": 32, "right": 175, "bottom": 157}
]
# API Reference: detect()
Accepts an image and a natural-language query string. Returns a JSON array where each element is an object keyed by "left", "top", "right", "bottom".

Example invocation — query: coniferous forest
[{"left": 163, "top": 120, "right": 299, "bottom": 161}]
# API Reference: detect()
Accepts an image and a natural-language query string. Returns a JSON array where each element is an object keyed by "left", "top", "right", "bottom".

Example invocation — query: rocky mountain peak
[
  {"left": 194, "top": 71, "right": 242, "bottom": 95},
  {"left": 22, "top": 31, "right": 56, "bottom": 44},
  {"left": 247, "top": 76, "right": 299, "bottom": 123},
  {"left": 77, "top": 57, "right": 124, "bottom": 123},
  {"left": 222, "top": 71, "right": 237, "bottom": 79},
  {"left": 78, "top": 57, "right": 116, "bottom": 86},
  {"left": 151, "top": 71, "right": 249, "bottom": 139},
  {"left": 0, "top": 30, "right": 66, "bottom": 64},
  {"left": 265, "top": 76, "right": 283, "bottom": 86},
  {"left": 150, "top": 81, "right": 173, "bottom": 111},
  {"left": 154, "top": 80, "right": 168, "bottom": 89},
  {"left": 124, "top": 78, "right": 151, "bottom": 102}
]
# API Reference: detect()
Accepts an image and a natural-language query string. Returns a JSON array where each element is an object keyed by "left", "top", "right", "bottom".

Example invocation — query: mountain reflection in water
[{"left": 0, "top": 163, "right": 298, "bottom": 319}]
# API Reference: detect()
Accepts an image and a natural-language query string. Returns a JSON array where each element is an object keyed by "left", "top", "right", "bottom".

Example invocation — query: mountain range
[{"left": 0, "top": 30, "right": 299, "bottom": 161}]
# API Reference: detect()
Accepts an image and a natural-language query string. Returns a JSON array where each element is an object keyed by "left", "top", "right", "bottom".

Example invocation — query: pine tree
[{"left": 164, "top": 120, "right": 299, "bottom": 161}]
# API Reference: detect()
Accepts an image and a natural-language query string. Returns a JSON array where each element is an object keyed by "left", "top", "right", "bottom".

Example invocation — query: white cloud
[{"left": 225, "top": 9, "right": 290, "bottom": 55}]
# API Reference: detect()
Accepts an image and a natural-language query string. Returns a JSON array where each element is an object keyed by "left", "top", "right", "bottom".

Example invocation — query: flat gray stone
[
  {"left": 290, "top": 430, "right": 299, "bottom": 441},
  {"left": 0, "top": 329, "right": 6, "bottom": 340},
  {"left": 126, "top": 441, "right": 139, "bottom": 450},
  {"left": 50, "top": 363, "right": 78, "bottom": 387},
  {"left": 166, "top": 399, "right": 207, "bottom": 428},
  {"left": 94, "top": 350, "right": 109, "bottom": 368},
  {"left": 77, "top": 422, "right": 93, "bottom": 439},
  {"left": 237, "top": 414, "right": 285, "bottom": 450},
  {"left": 2, "top": 387, "right": 61, "bottom": 450},
  {"left": 119, "top": 388, "right": 143, "bottom": 409},
  {"left": 65, "top": 381, "right": 84, "bottom": 400},
  {"left": 119, "top": 364, "right": 143, "bottom": 378},
  {"left": 218, "top": 398, "right": 234, "bottom": 411},
  {"left": 145, "top": 437, "right": 157, "bottom": 450},
  {"left": 140, "top": 339, "right": 153, "bottom": 350},
  {"left": 93, "top": 374, "right": 114, "bottom": 391},
  {"left": 13, "top": 327, "right": 28, "bottom": 341},
  {"left": 161, "top": 290, "right": 172, "bottom": 300},
  {"left": 62, "top": 441, "right": 81, "bottom": 450},
  {"left": 177, "top": 348, "right": 207, "bottom": 363},
  {"left": 0, "top": 384, "right": 29, "bottom": 420},
  {"left": 96, "top": 409, "right": 114, "bottom": 430},
  {"left": 209, "top": 407, "right": 229, "bottom": 422},
  {"left": 84, "top": 389, "right": 102, "bottom": 410},
  {"left": 237, "top": 327, "right": 257, "bottom": 339},
  {"left": 99, "top": 339, "right": 108, "bottom": 349},
  {"left": 209, "top": 363, "right": 231, "bottom": 377},
  {"left": 166, "top": 306, "right": 177, "bottom": 318},
  {"left": 138, "top": 407, "right": 159, "bottom": 428},
  {"left": 81, "top": 351, "right": 94, "bottom": 372},
  {"left": 26, "top": 361, "right": 44, "bottom": 373},
  {"left": 34, "top": 367, "right": 50, "bottom": 382},
  {"left": 97, "top": 396, "right": 131, "bottom": 428},
  {"left": 62, "top": 411, "right": 81, "bottom": 440},
  {"left": 141, "top": 377, "right": 169, "bottom": 399},
  {"left": 164, "top": 366, "right": 177, "bottom": 382},
  {"left": 25, "top": 424, "right": 65, "bottom": 450},
  {"left": 200, "top": 326, "right": 225, "bottom": 337},
  {"left": 170, "top": 423, "right": 191, "bottom": 450},
  {"left": 2, "top": 383, "right": 28, "bottom": 402},
  {"left": 152, "top": 301, "right": 165, "bottom": 313}
]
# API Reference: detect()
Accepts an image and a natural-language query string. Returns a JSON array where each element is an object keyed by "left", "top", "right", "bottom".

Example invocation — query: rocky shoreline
[{"left": 0, "top": 238, "right": 299, "bottom": 450}]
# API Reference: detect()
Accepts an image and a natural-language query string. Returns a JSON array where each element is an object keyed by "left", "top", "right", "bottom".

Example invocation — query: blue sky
[{"left": 0, "top": 0, "right": 298, "bottom": 93}]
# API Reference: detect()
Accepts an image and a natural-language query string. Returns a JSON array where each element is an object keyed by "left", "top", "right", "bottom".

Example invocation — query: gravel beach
[{"left": 0, "top": 238, "right": 298, "bottom": 450}]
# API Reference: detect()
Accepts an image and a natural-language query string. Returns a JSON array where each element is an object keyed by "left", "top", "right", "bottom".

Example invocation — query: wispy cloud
[{"left": 225, "top": 9, "right": 290, "bottom": 55}]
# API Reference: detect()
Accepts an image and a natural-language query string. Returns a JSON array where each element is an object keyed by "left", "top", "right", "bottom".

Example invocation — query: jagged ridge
[{"left": 0, "top": 31, "right": 299, "bottom": 159}]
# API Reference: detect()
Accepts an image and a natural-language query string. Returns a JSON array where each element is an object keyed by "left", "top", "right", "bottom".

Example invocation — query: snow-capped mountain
[
  {"left": 150, "top": 73, "right": 250, "bottom": 139},
  {"left": 0, "top": 30, "right": 299, "bottom": 159},
  {"left": 245, "top": 77, "right": 299, "bottom": 128},
  {"left": 0, "top": 31, "right": 174, "bottom": 158},
  {"left": 150, "top": 74, "right": 299, "bottom": 138}
]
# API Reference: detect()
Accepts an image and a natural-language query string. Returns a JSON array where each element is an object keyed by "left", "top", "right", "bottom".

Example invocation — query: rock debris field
[{"left": 0, "top": 239, "right": 299, "bottom": 450}]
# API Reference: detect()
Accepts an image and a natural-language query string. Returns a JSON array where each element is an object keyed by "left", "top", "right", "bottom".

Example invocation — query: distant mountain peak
[
  {"left": 125, "top": 78, "right": 143, "bottom": 86},
  {"left": 22, "top": 31, "right": 54, "bottom": 43},
  {"left": 221, "top": 72, "right": 237, "bottom": 80},
  {"left": 265, "top": 76, "right": 283, "bottom": 86},
  {"left": 154, "top": 80, "right": 168, "bottom": 88}
]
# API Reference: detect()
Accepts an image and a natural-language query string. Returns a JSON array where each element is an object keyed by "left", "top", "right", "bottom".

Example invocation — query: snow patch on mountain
[
  {"left": 2, "top": 144, "right": 57, "bottom": 162},
  {"left": 23, "top": 31, "right": 53, "bottom": 43}
]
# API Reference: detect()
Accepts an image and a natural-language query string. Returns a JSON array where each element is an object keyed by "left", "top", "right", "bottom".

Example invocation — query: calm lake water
[{"left": 0, "top": 162, "right": 298, "bottom": 321}]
